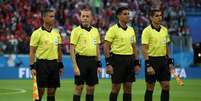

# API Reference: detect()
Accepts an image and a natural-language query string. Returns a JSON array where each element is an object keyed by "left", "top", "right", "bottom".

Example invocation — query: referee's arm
[
  {"left": 132, "top": 43, "right": 141, "bottom": 73},
  {"left": 29, "top": 46, "right": 37, "bottom": 66},
  {"left": 166, "top": 43, "right": 174, "bottom": 70},
  {"left": 57, "top": 44, "right": 62, "bottom": 62},
  {"left": 96, "top": 44, "right": 101, "bottom": 61},
  {"left": 96, "top": 44, "right": 102, "bottom": 73},
  {"left": 70, "top": 44, "right": 77, "bottom": 67},
  {"left": 70, "top": 44, "right": 80, "bottom": 76},
  {"left": 132, "top": 43, "right": 138, "bottom": 59},
  {"left": 104, "top": 40, "right": 113, "bottom": 74},
  {"left": 142, "top": 44, "right": 149, "bottom": 60},
  {"left": 29, "top": 46, "right": 37, "bottom": 75},
  {"left": 104, "top": 41, "right": 111, "bottom": 58},
  {"left": 166, "top": 42, "right": 171, "bottom": 58},
  {"left": 58, "top": 44, "right": 64, "bottom": 76}
]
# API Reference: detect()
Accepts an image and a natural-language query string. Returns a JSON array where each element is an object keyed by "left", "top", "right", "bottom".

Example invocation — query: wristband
[
  {"left": 105, "top": 57, "right": 112, "bottom": 66},
  {"left": 58, "top": 62, "right": 64, "bottom": 69},
  {"left": 168, "top": 58, "right": 174, "bottom": 65},
  {"left": 97, "top": 61, "right": 102, "bottom": 67},
  {"left": 30, "top": 63, "right": 36, "bottom": 70},
  {"left": 145, "top": 60, "right": 151, "bottom": 68},
  {"left": 134, "top": 60, "right": 140, "bottom": 66}
]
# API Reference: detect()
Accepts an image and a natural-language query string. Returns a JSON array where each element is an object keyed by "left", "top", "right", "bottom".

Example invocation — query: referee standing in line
[
  {"left": 141, "top": 8, "right": 174, "bottom": 101},
  {"left": 29, "top": 9, "right": 64, "bottom": 101},
  {"left": 104, "top": 7, "right": 141, "bottom": 101},
  {"left": 70, "top": 7, "right": 102, "bottom": 101}
]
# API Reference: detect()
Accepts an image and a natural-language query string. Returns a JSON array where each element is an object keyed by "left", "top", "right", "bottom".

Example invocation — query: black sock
[
  {"left": 161, "top": 90, "right": 169, "bottom": 101},
  {"left": 109, "top": 92, "right": 118, "bottom": 101},
  {"left": 144, "top": 90, "right": 153, "bottom": 101},
  {"left": 123, "top": 93, "right": 131, "bottom": 101},
  {"left": 73, "top": 94, "right": 80, "bottom": 101},
  {"left": 86, "top": 94, "right": 94, "bottom": 101},
  {"left": 47, "top": 96, "right": 55, "bottom": 101}
]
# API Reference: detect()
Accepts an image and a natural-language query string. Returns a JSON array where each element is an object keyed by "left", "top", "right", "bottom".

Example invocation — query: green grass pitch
[{"left": 0, "top": 79, "right": 201, "bottom": 101}]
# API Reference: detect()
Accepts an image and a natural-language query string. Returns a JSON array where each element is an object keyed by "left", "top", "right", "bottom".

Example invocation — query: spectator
[{"left": 0, "top": 0, "right": 192, "bottom": 54}]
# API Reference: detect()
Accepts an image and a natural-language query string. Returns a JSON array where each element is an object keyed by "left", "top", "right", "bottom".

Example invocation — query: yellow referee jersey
[
  {"left": 105, "top": 24, "right": 136, "bottom": 55},
  {"left": 30, "top": 26, "right": 62, "bottom": 60},
  {"left": 70, "top": 26, "right": 100, "bottom": 56},
  {"left": 141, "top": 25, "right": 170, "bottom": 56}
]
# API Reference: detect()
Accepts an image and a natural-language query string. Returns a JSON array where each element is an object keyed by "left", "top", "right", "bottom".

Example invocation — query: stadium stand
[{"left": 0, "top": 0, "right": 191, "bottom": 54}]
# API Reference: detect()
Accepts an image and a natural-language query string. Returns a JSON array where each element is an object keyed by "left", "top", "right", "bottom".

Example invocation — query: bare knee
[
  {"left": 111, "top": 84, "right": 121, "bottom": 93},
  {"left": 146, "top": 82, "right": 155, "bottom": 91},
  {"left": 86, "top": 85, "right": 95, "bottom": 95},
  {"left": 38, "top": 88, "right": 45, "bottom": 97},
  {"left": 123, "top": 82, "right": 132, "bottom": 94},
  {"left": 75, "top": 85, "right": 84, "bottom": 95},
  {"left": 47, "top": 88, "right": 56, "bottom": 96},
  {"left": 160, "top": 81, "right": 169, "bottom": 90}
]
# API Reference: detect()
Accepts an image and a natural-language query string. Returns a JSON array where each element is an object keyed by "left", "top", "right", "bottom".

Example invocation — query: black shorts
[
  {"left": 36, "top": 59, "right": 60, "bottom": 88},
  {"left": 111, "top": 54, "right": 136, "bottom": 84},
  {"left": 145, "top": 56, "right": 170, "bottom": 83},
  {"left": 74, "top": 55, "right": 98, "bottom": 86}
]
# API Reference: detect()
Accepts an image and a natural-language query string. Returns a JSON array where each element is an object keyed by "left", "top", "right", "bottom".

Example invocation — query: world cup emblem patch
[{"left": 54, "top": 37, "right": 59, "bottom": 45}]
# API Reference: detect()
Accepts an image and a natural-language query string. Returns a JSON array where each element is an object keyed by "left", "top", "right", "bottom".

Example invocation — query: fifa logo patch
[
  {"left": 162, "top": 38, "right": 166, "bottom": 44},
  {"left": 130, "top": 37, "right": 134, "bottom": 43},
  {"left": 93, "top": 38, "right": 97, "bottom": 45},
  {"left": 54, "top": 37, "right": 59, "bottom": 45}
]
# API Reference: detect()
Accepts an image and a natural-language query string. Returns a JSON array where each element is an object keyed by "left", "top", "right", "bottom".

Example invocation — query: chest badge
[{"left": 54, "top": 37, "right": 59, "bottom": 45}]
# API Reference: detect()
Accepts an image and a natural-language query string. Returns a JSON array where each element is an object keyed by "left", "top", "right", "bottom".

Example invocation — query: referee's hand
[
  {"left": 31, "top": 69, "right": 37, "bottom": 76},
  {"left": 145, "top": 60, "right": 155, "bottom": 75},
  {"left": 147, "top": 66, "right": 155, "bottom": 75},
  {"left": 134, "top": 65, "right": 141, "bottom": 73},
  {"left": 106, "top": 65, "right": 113, "bottom": 74},
  {"left": 169, "top": 64, "right": 174, "bottom": 72},
  {"left": 74, "top": 65, "right": 80, "bottom": 76},
  {"left": 30, "top": 64, "right": 37, "bottom": 76},
  {"left": 59, "top": 68, "right": 64, "bottom": 77}
]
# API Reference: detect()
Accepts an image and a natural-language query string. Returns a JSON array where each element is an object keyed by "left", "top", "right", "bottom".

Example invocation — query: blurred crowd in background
[{"left": 0, "top": 0, "right": 200, "bottom": 55}]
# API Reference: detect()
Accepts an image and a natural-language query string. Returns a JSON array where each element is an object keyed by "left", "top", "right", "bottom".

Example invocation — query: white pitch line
[{"left": 0, "top": 88, "right": 26, "bottom": 95}]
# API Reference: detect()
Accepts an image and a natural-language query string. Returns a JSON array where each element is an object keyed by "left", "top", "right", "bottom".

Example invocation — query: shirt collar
[
  {"left": 80, "top": 24, "right": 92, "bottom": 32},
  {"left": 150, "top": 24, "right": 161, "bottom": 32},
  {"left": 117, "top": 23, "right": 127, "bottom": 30},
  {"left": 41, "top": 26, "right": 52, "bottom": 32}
]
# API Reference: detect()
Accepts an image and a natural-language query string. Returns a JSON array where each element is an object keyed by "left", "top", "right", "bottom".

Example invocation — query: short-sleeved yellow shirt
[
  {"left": 141, "top": 25, "right": 170, "bottom": 56},
  {"left": 30, "top": 27, "right": 62, "bottom": 60},
  {"left": 70, "top": 26, "right": 100, "bottom": 56},
  {"left": 105, "top": 24, "right": 136, "bottom": 55}
]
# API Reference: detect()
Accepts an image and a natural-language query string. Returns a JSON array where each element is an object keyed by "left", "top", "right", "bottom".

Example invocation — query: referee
[
  {"left": 29, "top": 9, "right": 64, "bottom": 101},
  {"left": 104, "top": 7, "right": 141, "bottom": 101},
  {"left": 141, "top": 9, "right": 174, "bottom": 101},
  {"left": 70, "top": 7, "right": 102, "bottom": 101}
]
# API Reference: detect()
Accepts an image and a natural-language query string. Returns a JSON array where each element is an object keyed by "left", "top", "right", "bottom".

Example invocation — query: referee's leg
[
  {"left": 35, "top": 88, "right": 45, "bottom": 101},
  {"left": 160, "top": 81, "right": 170, "bottom": 101},
  {"left": 144, "top": 82, "right": 155, "bottom": 101},
  {"left": 73, "top": 84, "right": 84, "bottom": 101},
  {"left": 159, "top": 57, "right": 170, "bottom": 101},
  {"left": 123, "top": 82, "right": 132, "bottom": 101},
  {"left": 110, "top": 83, "right": 121, "bottom": 101},
  {"left": 86, "top": 85, "right": 95, "bottom": 101},
  {"left": 47, "top": 88, "right": 57, "bottom": 101}
]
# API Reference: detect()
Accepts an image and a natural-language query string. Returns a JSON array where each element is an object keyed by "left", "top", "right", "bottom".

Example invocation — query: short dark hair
[
  {"left": 80, "top": 5, "right": 93, "bottom": 15},
  {"left": 149, "top": 8, "right": 161, "bottom": 17},
  {"left": 116, "top": 7, "right": 129, "bottom": 16},
  {"left": 42, "top": 9, "right": 54, "bottom": 17}
]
